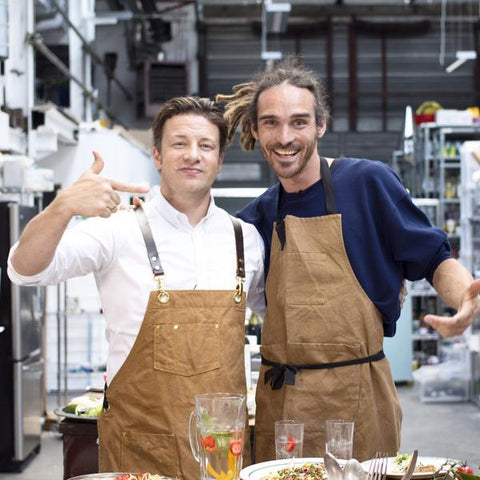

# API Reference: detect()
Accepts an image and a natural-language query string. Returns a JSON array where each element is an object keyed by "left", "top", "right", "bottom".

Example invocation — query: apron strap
[
  {"left": 135, "top": 205, "right": 164, "bottom": 277},
  {"left": 275, "top": 220, "right": 287, "bottom": 251},
  {"left": 320, "top": 156, "right": 337, "bottom": 215},
  {"left": 102, "top": 380, "right": 109, "bottom": 411},
  {"left": 275, "top": 157, "right": 337, "bottom": 250},
  {"left": 262, "top": 349, "right": 386, "bottom": 390},
  {"left": 135, "top": 206, "right": 245, "bottom": 298},
  {"left": 230, "top": 216, "right": 245, "bottom": 280}
]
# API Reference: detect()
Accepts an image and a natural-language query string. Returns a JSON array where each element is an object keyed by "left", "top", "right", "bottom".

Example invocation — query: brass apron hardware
[
  {"left": 234, "top": 276, "right": 244, "bottom": 303},
  {"left": 155, "top": 275, "right": 170, "bottom": 304}
]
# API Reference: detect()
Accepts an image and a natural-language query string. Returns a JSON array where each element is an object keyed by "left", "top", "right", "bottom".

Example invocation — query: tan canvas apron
[
  {"left": 98, "top": 207, "right": 250, "bottom": 479},
  {"left": 254, "top": 157, "right": 402, "bottom": 463}
]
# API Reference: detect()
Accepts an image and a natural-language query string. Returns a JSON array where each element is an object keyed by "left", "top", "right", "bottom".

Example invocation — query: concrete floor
[
  {"left": 0, "top": 384, "right": 479, "bottom": 480},
  {"left": 398, "top": 384, "right": 480, "bottom": 468}
]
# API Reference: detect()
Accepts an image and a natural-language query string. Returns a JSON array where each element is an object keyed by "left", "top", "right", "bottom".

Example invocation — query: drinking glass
[
  {"left": 189, "top": 393, "right": 246, "bottom": 480},
  {"left": 274, "top": 420, "right": 304, "bottom": 459},
  {"left": 324, "top": 419, "right": 355, "bottom": 460}
]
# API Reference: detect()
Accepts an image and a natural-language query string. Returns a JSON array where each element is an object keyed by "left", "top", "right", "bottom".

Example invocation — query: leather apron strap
[
  {"left": 134, "top": 205, "right": 246, "bottom": 282},
  {"left": 320, "top": 156, "right": 337, "bottom": 215},
  {"left": 135, "top": 204, "right": 165, "bottom": 277},
  {"left": 264, "top": 157, "right": 384, "bottom": 390}
]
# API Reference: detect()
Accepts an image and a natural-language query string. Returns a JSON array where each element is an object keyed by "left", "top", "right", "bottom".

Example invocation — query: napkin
[{"left": 324, "top": 452, "right": 367, "bottom": 480}]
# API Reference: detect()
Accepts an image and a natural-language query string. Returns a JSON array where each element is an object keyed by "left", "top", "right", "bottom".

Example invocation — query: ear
[
  {"left": 317, "top": 121, "right": 327, "bottom": 139},
  {"left": 216, "top": 152, "right": 225, "bottom": 175},
  {"left": 250, "top": 123, "right": 259, "bottom": 141},
  {"left": 153, "top": 146, "right": 162, "bottom": 172}
]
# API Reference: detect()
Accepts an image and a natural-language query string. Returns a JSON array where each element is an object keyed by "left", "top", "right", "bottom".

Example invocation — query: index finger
[{"left": 110, "top": 179, "right": 150, "bottom": 194}]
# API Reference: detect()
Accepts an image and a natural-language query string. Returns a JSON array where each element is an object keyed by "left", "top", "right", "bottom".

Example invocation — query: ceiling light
[
  {"left": 265, "top": 2, "right": 291, "bottom": 34},
  {"left": 261, "top": 51, "right": 282, "bottom": 61},
  {"left": 445, "top": 50, "right": 477, "bottom": 73},
  {"left": 261, "top": 2, "right": 291, "bottom": 62}
]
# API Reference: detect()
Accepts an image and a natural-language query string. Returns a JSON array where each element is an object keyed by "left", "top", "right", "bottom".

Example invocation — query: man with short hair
[
  {"left": 8, "top": 96, "right": 265, "bottom": 479},
  {"left": 217, "top": 57, "right": 480, "bottom": 461}
]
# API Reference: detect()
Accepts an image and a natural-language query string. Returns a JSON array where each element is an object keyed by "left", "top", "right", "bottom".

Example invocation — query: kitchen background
[{"left": 1, "top": 0, "right": 480, "bottom": 476}]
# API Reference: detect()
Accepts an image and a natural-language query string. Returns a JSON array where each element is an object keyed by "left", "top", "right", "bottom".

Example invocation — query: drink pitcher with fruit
[{"left": 189, "top": 393, "right": 246, "bottom": 480}]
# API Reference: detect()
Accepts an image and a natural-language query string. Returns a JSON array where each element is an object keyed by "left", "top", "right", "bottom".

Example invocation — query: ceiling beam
[{"left": 199, "top": 3, "right": 479, "bottom": 21}]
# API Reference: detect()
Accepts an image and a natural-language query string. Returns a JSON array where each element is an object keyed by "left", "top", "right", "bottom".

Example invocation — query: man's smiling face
[
  {"left": 154, "top": 113, "right": 223, "bottom": 200},
  {"left": 252, "top": 83, "right": 325, "bottom": 181}
]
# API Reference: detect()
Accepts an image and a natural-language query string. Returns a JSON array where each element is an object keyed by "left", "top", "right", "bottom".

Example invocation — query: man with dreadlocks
[{"left": 217, "top": 57, "right": 480, "bottom": 461}]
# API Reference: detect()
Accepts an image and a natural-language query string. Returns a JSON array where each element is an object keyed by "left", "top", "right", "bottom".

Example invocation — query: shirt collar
[{"left": 151, "top": 190, "right": 217, "bottom": 229}]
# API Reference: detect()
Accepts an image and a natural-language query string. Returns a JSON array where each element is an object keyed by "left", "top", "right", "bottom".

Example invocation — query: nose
[
  {"left": 278, "top": 124, "right": 294, "bottom": 146},
  {"left": 184, "top": 143, "right": 200, "bottom": 162}
]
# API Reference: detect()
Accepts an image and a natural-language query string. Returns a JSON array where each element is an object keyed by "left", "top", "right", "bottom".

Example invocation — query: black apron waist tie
[{"left": 262, "top": 349, "right": 386, "bottom": 390}]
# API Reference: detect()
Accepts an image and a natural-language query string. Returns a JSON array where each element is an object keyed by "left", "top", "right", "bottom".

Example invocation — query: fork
[
  {"left": 400, "top": 450, "right": 419, "bottom": 480},
  {"left": 367, "top": 452, "right": 389, "bottom": 480}
]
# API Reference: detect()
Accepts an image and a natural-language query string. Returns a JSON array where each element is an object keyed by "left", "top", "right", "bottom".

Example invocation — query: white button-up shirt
[{"left": 8, "top": 193, "right": 265, "bottom": 380}]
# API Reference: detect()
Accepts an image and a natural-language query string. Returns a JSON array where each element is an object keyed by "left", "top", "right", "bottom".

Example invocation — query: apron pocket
[
  {"left": 121, "top": 431, "right": 178, "bottom": 476},
  {"left": 154, "top": 323, "right": 220, "bottom": 376},
  {"left": 285, "top": 252, "right": 326, "bottom": 305}
]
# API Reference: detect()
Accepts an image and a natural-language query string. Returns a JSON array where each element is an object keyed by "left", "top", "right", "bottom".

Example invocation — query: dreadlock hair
[
  {"left": 216, "top": 56, "right": 330, "bottom": 151},
  {"left": 152, "top": 96, "right": 228, "bottom": 154}
]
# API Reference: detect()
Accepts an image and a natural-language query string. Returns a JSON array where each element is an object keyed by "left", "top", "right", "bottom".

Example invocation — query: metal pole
[
  {"left": 261, "top": 1, "right": 267, "bottom": 57},
  {"left": 26, "top": 0, "right": 35, "bottom": 156},
  {"left": 27, "top": 33, "right": 128, "bottom": 128},
  {"left": 63, "top": 282, "right": 68, "bottom": 404},
  {"left": 56, "top": 284, "right": 61, "bottom": 407},
  {"left": 48, "top": 0, "right": 133, "bottom": 101}
]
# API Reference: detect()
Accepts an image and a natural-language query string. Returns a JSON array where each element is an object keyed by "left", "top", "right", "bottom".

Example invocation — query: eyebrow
[
  {"left": 258, "top": 112, "right": 312, "bottom": 121},
  {"left": 169, "top": 134, "right": 216, "bottom": 143}
]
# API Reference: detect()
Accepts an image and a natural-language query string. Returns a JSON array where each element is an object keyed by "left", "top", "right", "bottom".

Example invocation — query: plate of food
[
  {"left": 361, "top": 454, "right": 453, "bottom": 479},
  {"left": 68, "top": 474, "right": 176, "bottom": 480},
  {"left": 54, "top": 395, "right": 103, "bottom": 422},
  {"left": 240, "top": 458, "right": 326, "bottom": 480}
]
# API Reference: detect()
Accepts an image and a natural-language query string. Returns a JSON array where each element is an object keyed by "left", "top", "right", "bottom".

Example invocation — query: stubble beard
[{"left": 260, "top": 140, "right": 317, "bottom": 180}]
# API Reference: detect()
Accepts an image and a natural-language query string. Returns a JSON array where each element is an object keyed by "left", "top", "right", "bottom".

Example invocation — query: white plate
[
  {"left": 53, "top": 407, "right": 98, "bottom": 422},
  {"left": 361, "top": 457, "right": 452, "bottom": 479},
  {"left": 240, "top": 457, "right": 324, "bottom": 480}
]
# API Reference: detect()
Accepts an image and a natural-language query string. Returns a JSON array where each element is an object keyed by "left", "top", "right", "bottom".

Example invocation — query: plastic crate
[{"left": 413, "top": 360, "right": 471, "bottom": 403}]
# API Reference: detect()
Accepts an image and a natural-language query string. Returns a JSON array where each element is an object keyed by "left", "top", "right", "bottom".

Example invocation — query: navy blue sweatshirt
[{"left": 237, "top": 157, "right": 451, "bottom": 336}]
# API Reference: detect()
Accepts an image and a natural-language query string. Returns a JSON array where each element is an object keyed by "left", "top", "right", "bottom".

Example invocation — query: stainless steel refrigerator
[{"left": 0, "top": 200, "right": 43, "bottom": 472}]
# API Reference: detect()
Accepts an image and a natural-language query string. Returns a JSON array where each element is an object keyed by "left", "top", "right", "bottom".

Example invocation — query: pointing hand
[{"left": 55, "top": 151, "right": 150, "bottom": 219}]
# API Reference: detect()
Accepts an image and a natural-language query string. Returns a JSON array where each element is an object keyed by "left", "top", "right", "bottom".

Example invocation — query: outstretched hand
[
  {"left": 424, "top": 278, "right": 480, "bottom": 337},
  {"left": 56, "top": 151, "right": 150, "bottom": 219}
]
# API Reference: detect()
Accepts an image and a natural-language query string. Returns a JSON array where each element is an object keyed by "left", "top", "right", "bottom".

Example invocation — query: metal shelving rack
[
  {"left": 459, "top": 141, "right": 480, "bottom": 277},
  {"left": 409, "top": 199, "right": 442, "bottom": 367},
  {"left": 416, "top": 126, "right": 480, "bottom": 402},
  {"left": 421, "top": 125, "right": 480, "bottom": 213},
  {"left": 459, "top": 142, "right": 480, "bottom": 363},
  {"left": 419, "top": 124, "right": 480, "bottom": 261}
]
